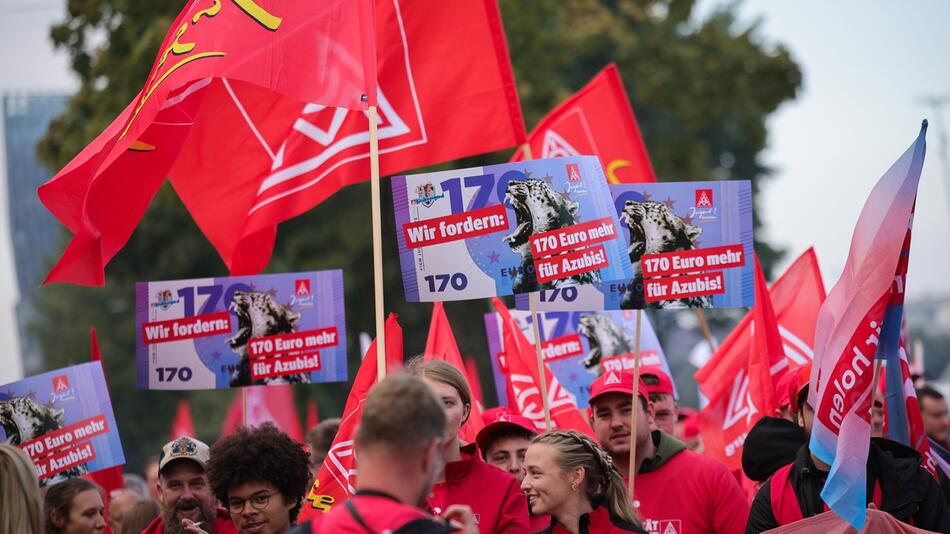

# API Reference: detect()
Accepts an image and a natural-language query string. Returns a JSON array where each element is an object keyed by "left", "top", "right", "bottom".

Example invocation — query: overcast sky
[{"left": 1, "top": 1, "right": 948, "bottom": 383}]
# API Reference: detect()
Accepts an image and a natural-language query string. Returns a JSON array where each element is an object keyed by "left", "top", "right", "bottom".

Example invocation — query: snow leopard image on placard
[
  {"left": 503, "top": 179, "right": 602, "bottom": 293},
  {"left": 0, "top": 396, "right": 89, "bottom": 484},
  {"left": 619, "top": 200, "right": 712, "bottom": 309},
  {"left": 577, "top": 313, "right": 635, "bottom": 375},
  {"left": 227, "top": 291, "right": 310, "bottom": 387}
]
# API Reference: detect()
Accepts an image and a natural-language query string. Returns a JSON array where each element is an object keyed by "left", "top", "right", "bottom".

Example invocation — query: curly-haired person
[{"left": 207, "top": 423, "right": 310, "bottom": 534}]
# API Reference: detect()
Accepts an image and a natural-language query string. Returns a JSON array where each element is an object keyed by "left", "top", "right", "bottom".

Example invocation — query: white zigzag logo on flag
[
  {"left": 721, "top": 325, "right": 815, "bottom": 430},
  {"left": 511, "top": 373, "right": 577, "bottom": 430},
  {"left": 541, "top": 130, "right": 580, "bottom": 158}
]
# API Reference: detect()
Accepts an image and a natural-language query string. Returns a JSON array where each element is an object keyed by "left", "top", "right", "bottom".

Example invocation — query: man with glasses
[
  {"left": 144, "top": 436, "right": 237, "bottom": 534},
  {"left": 207, "top": 423, "right": 311, "bottom": 534}
]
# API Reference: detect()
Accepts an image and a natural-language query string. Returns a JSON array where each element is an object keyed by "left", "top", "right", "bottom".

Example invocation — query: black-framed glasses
[{"left": 227, "top": 492, "right": 276, "bottom": 514}]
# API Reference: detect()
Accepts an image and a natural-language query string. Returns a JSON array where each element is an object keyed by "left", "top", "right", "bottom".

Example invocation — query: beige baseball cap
[{"left": 159, "top": 436, "right": 210, "bottom": 474}]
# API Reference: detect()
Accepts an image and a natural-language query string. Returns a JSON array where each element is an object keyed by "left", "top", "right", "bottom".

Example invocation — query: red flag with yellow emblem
[
  {"left": 512, "top": 63, "right": 655, "bottom": 184},
  {"left": 39, "top": 0, "right": 377, "bottom": 285}
]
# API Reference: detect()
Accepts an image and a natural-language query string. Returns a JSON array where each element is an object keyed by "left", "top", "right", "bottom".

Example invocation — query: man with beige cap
[{"left": 143, "top": 436, "right": 238, "bottom": 534}]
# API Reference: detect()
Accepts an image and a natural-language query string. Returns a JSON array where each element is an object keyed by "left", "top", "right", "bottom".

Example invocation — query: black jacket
[
  {"left": 746, "top": 438, "right": 950, "bottom": 533},
  {"left": 741, "top": 416, "right": 808, "bottom": 483}
]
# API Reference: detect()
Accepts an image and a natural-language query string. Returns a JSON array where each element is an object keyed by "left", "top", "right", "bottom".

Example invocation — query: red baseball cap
[
  {"left": 475, "top": 411, "right": 538, "bottom": 453},
  {"left": 682, "top": 412, "right": 700, "bottom": 440},
  {"left": 789, "top": 363, "right": 812, "bottom": 415},
  {"left": 677, "top": 406, "right": 697, "bottom": 422},
  {"left": 775, "top": 366, "right": 801, "bottom": 409},
  {"left": 480, "top": 406, "right": 512, "bottom": 423},
  {"left": 640, "top": 366, "right": 675, "bottom": 397},
  {"left": 588, "top": 370, "right": 648, "bottom": 407}
]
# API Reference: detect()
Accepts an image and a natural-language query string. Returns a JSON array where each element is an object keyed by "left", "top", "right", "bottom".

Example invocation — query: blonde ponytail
[{"left": 532, "top": 430, "right": 640, "bottom": 527}]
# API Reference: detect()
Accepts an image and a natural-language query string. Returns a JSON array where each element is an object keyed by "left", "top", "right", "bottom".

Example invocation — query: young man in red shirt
[
  {"left": 589, "top": 371, "right": 749, "bottom": 534},
  {"left": 291, "top": 374, "right": 478, "bottom": 534},
  {"left": 475, "top": 410, "right": 547, "bottom": 532},
  {"left": 639, "top": 367, "right": 678, "bottom": 436}
]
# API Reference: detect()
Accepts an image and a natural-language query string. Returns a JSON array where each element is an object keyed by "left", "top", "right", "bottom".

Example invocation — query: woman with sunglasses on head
[
  {"left": 206, "top": 423, "right": 310, "bottom": 534},
  {"left": 522, "top": 431, "right": 646, "bottom": 534},
  {"left": 408, "top": 357, "right": 531, "bottom": 534}
]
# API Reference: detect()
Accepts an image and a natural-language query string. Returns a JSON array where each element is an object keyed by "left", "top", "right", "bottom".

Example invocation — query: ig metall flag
[{"left": 807, "top": 121, "right": 927, "bottom": 530}]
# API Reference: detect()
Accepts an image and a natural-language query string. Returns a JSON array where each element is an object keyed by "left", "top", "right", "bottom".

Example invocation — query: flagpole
[
  {"left": 369, "top": 105, "right": 387, "bottom": 382},
  {"left": 520, "top": 141, "right": 553, "bottom": 431},
  {"left": 627, "top": 310, "right": 642, "bottom": 500},
  {"left": 694, "top": 309, "right": 717, "bottom": 352},
  {"left": 241, "top": 387, "right": 248, "bottom": 427}
]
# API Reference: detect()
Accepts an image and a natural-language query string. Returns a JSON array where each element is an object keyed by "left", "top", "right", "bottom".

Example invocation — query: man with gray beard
[{"left": 143, "top": 436, "right": 238, "bottom": 534}]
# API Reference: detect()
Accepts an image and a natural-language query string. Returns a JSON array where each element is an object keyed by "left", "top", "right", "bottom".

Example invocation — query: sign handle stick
[
  {"left": 694, "top": 308, "right": 717, "bottom": 353},
  {"left": 627, "top": 310, "right": 642, "bottom": 500},
  {"left": 241, "top": 387, "right": 248, "bottom": 427},
  {"left": 520, "top": 141, "right": 552, "bottom": 431},
  {"left": 369, "top": 105, "right": 387, "bottom": 382}
]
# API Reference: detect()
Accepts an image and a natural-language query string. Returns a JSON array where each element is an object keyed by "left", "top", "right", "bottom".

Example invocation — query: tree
[{"left": 34, "top": 0, "right": 800, "bottom": 470}]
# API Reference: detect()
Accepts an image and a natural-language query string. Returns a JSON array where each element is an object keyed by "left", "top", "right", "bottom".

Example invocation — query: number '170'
[{"left": 424, "top": 273, "right": 468, "bottom": 293}]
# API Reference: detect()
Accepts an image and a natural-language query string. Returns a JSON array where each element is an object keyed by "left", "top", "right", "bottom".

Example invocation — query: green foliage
[{"left": 33, "top": 0, "right": 800, "bottom": 471}]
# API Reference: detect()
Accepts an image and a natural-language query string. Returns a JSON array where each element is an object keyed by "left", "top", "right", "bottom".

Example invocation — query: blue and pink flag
[{"left": 808, "top": 121, "right": 927, "bottom": 530}]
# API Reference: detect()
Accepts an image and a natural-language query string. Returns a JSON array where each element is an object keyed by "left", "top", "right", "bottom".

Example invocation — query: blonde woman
[
  {"left": 0, "top": 443, "right": 43, "bottom": 533},
  {"left": 522, "top": 431, "right": 646, "bottom": 534}
]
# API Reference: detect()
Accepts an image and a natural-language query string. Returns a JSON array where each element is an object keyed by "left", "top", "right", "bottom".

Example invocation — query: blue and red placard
[
  {"left": 0, "top": 362, "right": 125, "bottom": 485},
  {"left": 135, "top": 270, "right": 347, "bottom": 390},
  {"left": 518, "top": 180, "right": 754, "bottom": 310},
  {"left": 483, "top": 308, "right": 672, "bottom": 407},
  {"left": 392, "top": 156, "right": 632, "bottom": 301}
]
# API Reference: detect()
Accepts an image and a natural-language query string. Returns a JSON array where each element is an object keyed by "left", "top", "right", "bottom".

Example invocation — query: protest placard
[
  {"left": 136, "top": 270, "right": 347, "bottom": 389},
  {"left": 518, "top": 180, "right": 754, "bottom": 310},
  {"left": 483, "top": 308, "right": 670, "bottom": 407},
  {"left": 392, "top": 156, "right": 632, "bottom": 301},
  {"left": 0, "top": 361, "right": 124, "bottom": 485}
]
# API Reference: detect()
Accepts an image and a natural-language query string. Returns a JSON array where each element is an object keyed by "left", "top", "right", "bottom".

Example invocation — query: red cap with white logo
[
  {"left": 588, "top": 370, "right": 648, "bottom": 407},
  {"left": 475, "top": 410, "right": 538, "bottom": 453}
]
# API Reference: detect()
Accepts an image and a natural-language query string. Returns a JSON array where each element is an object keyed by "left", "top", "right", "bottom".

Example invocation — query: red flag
[
  {"left": 168, "top": 0, "right": 528, "bottom": 275},
  {"left": 464, "top": 356, "right": 486, "bottom": 410},
  {"left": 495, "top": 349, "right": 519, "bottom": 412},
  {"left": 90, "top": 326, "right": 102, "bottom": 361},
  {"left": 40, "top": 0, "right": 378, "bottom": 285},
  {"left": 299, "top": 314, "right": 403, "bottom": 517},
  {"left": 490, "top": 298, "right": 595, "bottom": 437},
  {"left": 169, "top": 398, "right": 196, "bottom": 441},
  {"left": 84, "top": 326, "right": 123, "bottom": 516},
  {"left": 746, "top": 258, "right": 785, "bottom": 418},
  {"left": 221, "top": 384, "right": 304, "bottom": 442},
  {"left": 424, "top": 302, "right": 485, "bottom": 442},
  {"left": 696, "top": 248, "right": 826, "bottom": 399},
  {"left": 696, "top": 249, "right": 826, "bottom": 470},
  {"left": 306, "top": 399, "right": 320, "bottom": 433},
  {"left": 512, "top": 63, "right": 655, "bottom": 184}
]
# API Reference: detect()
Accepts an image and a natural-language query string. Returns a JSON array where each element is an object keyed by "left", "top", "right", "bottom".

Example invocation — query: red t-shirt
[
  {"left": 427, "top": 443, "right": 531, "bottom": 534},
  {"left": 633, "top": 450, "right": 749, "bottom": 534}
]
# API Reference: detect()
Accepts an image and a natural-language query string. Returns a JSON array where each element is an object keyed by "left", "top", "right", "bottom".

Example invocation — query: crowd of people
[{"left": 3, "top": 360, "right": 950, "bottom": 534}]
